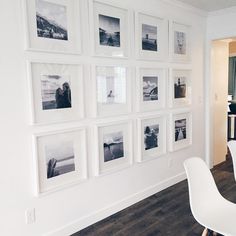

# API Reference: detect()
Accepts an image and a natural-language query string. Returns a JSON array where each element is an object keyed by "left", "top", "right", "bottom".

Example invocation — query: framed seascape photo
[
  {"left": 169, "top": 21, "right": 191, "bottom": 62},
  {"left": 94, "top": 121, "right": 133, "bottom": 176},
  {"left": 135, "top": 13, "right": 167, "bottom": 60},
  {"left": 170, "top": 111, "right": 192, "bottom": 151},
  {"left": 33, "top": 128, "right": 87, "bottom": 196},
  {"left": 29, "top": 61, "right": 84, "bottom": 124},
  {"left": 137, "top": 67, "right": 166, "bottom": 112},
  {"left": 90, "top": 0, "right": 129, "bottom": 57},
  {"left": 169, "top": 69, "right": 191, "bottom": 108},
  {"left": 137, "top": 115, "right": 166, "bottom": 162},
  {"left": 92, "top": 65, "right": 132, "bottom": 117},
  {"left": 24, "top": 0, "right": 81, "bottom": 53}
]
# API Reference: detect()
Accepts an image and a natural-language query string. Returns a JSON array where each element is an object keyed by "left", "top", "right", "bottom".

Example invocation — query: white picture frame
[
  {"left": 169, "top": 21, "right": 191, "bottom": 62},
  {"left": 28, "top": 61, "right": 84, "bottom": 125},
  {"left": 169, "top": 111, "right": 192, "bottom": 151},
  {"left": 137, "top": 115, "right": 166, "bottom": 162},
  {"left": 169, "top": 69, "right": 191, "bottom": 108},
  {"left": 33, "top": 128, "right": 87, "bottom": 196},
  {"left": 135, "top": 12, "right": 167, "bottom": 60},
  {"left": 24, "top": 0, "right": 81, "bottom": 54},
  {"left": 94, "top": 120, "right": 133, "bottom": 176},
  {"left": 90, "top": 0, "right": 129, "bottom": 58},
  {"left": 92, "top": 65, "right": 132, "bottom": 117},
  {"left": 137, "top": 67, "right": 166, "bottom": 112}
]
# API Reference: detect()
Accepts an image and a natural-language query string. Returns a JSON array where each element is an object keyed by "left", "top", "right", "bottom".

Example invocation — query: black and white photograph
[
  {"left": 174, "top": 31, "right": 186, "bottom": 55},
  {"left": 36, "top": 0, "right": 68, "bottom": 41},
  {"left": 103, "top": 131, "right": 124, "bottom": 162},
  {"left": 142, "top": 24, "right": 158, "bottom": 51},
  {"left": 40, "top": 74, "right": 72, "bottom": 110},
  {"left": 143, "top": 76, "right": 158, "bottom": 101},
  {"left": 99, "top": 14, "right": 120, "bottom": 47},
  {"left": 175, "top": 118, "right": 187, "bottom": 142},
  {"left": 45, "top": 141, "right": 75, "bottom": 179},
  {"left": 144, "top": 124, "right": 159, "bottom": 150},
  {"left": 174, "top": 76, "right": 186, "bottom": 99}
]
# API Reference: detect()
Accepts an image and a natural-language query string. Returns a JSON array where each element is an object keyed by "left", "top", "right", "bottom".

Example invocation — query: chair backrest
[{"left": 227, "top": 140, "right": 236, "bottom": 181}]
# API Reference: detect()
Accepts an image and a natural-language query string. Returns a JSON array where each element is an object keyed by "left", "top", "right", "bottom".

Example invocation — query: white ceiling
[{"left": 176, "top": 0, "right": 236, "bottom": 11}]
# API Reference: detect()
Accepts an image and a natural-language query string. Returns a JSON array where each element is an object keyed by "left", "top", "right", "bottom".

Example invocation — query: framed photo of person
[
  {"left": 33, "top": 128, "right": 87, "bottom": 196},
  {"left": 90, "top": 0, "right": 129, "bottom": 57},
  {"left": 135, "top": 12, "right": 167, "bottom": 60},
  {"left": 28, "top": 61, "right": 84, "bottom": 124},
  {"left": 24, "top": 0, "right": 81, "bottom": 54},
  {"left": 169, "top": 69, "right": 191, "bottom": 108},
  {"left": 169, "top": 21, "right": 191, "bottom": 62},
  {"left": 169, "top": 111, "right": 192, "bottom": 151},
  {"left": 137, "top": 67, "right": 166, "bottom": 112},
  {"left": 137, "top": 115, "right": 166, "bottom": 162},
  {"left": 94, "top": 121, "right": 133, "bottom": 176},
  {"left": 92, "top": 65, "right": 132, "bottom": 117}
]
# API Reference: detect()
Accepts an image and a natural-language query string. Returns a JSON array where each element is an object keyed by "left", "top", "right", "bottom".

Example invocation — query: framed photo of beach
[
  {"left": 24, "top": 0, "right": 81, "bottom": 54},
  {"left": 169, "top": 69, "right": 191, "bottom": 108},
  {"left": 33, "top": 128, "right": 87, "bottom": 196},
  {"left": 137, "top": 115, "right": 166, "bottom": 162},
  {"left": 94, "top": 121, "right": 133, "bottom": 176},
  {"left": 137, "top": 67, "right": 166, "bottom": 112},
  {"left": 28, "top": 61, "right": 84, "bottom": 124},
  {"left": 135, "top": 12, "right": 167, "bottom": 60},
  {"left": 90, "top": 0, "right": 129, "bottom": 57}
]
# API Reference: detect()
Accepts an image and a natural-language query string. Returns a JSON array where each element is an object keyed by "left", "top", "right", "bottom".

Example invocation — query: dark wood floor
[{"left": 73, "top": 158, "right": 236, "bottom": 236}]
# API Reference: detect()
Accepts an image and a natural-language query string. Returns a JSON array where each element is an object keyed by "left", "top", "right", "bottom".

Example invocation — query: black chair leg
[{"left": 207, "top": 229, "right": 214, "bottom": 236}]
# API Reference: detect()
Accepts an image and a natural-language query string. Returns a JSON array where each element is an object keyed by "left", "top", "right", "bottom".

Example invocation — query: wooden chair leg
[{"left": 202, "top": 228, "right": 208, "bottom": 236}]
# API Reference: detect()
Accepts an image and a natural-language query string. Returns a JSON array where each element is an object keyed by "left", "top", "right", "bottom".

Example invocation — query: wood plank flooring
[{"left": 73, "top": 158, "right": 236, "bottom": 236}]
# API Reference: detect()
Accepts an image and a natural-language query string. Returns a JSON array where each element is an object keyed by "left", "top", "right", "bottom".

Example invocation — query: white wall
[{"left": 0, "top": 0, "right": 206, "bottom": 235}]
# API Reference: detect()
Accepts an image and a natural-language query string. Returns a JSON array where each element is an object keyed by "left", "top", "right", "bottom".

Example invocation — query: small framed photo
[
  {"left": 137, "top": 67, "right": 166, "bottom": 112},
  {"left": 90, "top": 0, "right": 129, "bottom": 57},
  {"left": 92, "top": 65, "right": 132, "bottom": 117},
  {"left": 24, "top": 0, "right": 81, "bottom": 54},
  {"left": 137, "top": 115, "right": 166, "bottom": 162},
  {"left": 135, "top": 12, "right": 167, "bottom": 60},
  {"left": 94, "top": 121, "right": 133, "bottom": 175},
  {"left": 169, "top": 69, "right": 191, "bottom": 108},
  {"left": 169, "top": 21, "right": 191, "bottom": 62},
  {"left": 33, "top": 128, "right": 87, "bottom": 196},
  {"left": 28, "top": 61, "right": 84, "bottom": 124},
  {"left": 170, "top": 111, "right": 192, "bottom": 151}
]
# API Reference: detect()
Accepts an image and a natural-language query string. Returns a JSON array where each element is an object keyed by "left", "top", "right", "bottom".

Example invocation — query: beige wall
[{"left": 229, "top": 41, "right": 236, "bottom": 55}]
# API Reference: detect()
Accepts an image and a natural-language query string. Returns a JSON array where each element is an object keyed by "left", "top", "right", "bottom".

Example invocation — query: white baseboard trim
[{"left": 44, "top": 172, "right": 186, "bottom": 236}]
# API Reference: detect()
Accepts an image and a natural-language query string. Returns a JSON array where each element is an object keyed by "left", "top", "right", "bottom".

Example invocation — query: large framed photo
[
  {"left": 169, "top": 21, "right": 191, "bottom": 62},
  {"left": 33, "top": 128, "right": 87, "bottom": 196},
  {"left": 137, "top": 115, "right": 166, "bottom": 162},
  {"left": 135, "top": 12, "right": 167, "bottom": 60},
  {"left": 137, "top": 67, "right": 166, "bottom": 112},
  {"left": 92, "top": 65, "right": 132, "bottom": 117},
  {"left": 24, "top": 0, "right": 81, "bottom": 54},
  {"left": 170, "top": 111, "right": 192, "bottom": 151},
  {"left": 94, "top": 121, "right": 133, "bottom": 176},
  {"left": 169, "top": 69, "right": 191, "bottom": 108},
  {"left": 90, "top": 0, "right": 129, "bottom": 57},
  {"left": 28, "top": 61, "right": 84, "bottom": 124}
]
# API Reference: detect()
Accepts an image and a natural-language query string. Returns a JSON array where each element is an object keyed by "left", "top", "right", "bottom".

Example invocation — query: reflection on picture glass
[
  {"left": 144, "top": 124, "right": 159, "bottom": 150},
  {"left": 143, "top": 76, "right": 158, "bottom": 101},
  {"left": 174, "top": 31, "right": 186, "bottom": 55},
  {"left": 175, "top": 118, "right": 187, "bottom": 142},
  {"left": 174, "top": 76, "right": 186, "bottom": 99},
  {"left": 142, "top": 24, "right": 158, "bottom": 51}
]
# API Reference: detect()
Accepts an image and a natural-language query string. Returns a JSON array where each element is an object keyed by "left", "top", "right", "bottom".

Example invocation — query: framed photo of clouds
[
  {"left": 92, "top": 65, "right": 132, "bottom": 117},
  {"left": 169, "top": 21, "right": 191, "bottom": 62},
  {"left": 170, "top": 111, "right": 192, "bottom": 151},
  {"left": 169, "top": 69, "right": 191, "bottom": 108},
  {"left": 28, "top": 61, "right": 84, "bottom": 124},
  {"left": 94, "top": 121, "right": 133, "bottom": 176},
  {"left": 90, "top": 0, "right": 129, "bottom": 57},
  {"left": 137, "top": 67, "right": 166, "bottom": 112},
  {"left": 137, "top": 115, "right": 166, "bottom": 162},
  {"left": 33, "top": 128, "right": 87, "bottom": 196},
  {"left": 135, "top": 12, "right": 167, "bottom": 60},
  {"left": 24, "top": 0, "right": 81, "bottom": 54}
]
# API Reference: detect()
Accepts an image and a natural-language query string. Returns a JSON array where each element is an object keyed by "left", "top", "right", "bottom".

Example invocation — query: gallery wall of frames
[{"left": 24, "top": 0, "right": 193, "bottom": 196}]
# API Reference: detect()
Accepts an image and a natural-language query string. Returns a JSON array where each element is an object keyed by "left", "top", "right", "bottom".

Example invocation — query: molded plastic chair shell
[
  {"left": 184, "top": 157, "right": 236, "bottom": 236},
  {"left": 228, "top": 140, "right": 236, "bottom": 181}
]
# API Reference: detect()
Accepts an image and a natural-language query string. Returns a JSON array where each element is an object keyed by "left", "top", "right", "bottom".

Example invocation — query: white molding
[{"left": 44, "top": 172, "right": 186, "bottom": 236}]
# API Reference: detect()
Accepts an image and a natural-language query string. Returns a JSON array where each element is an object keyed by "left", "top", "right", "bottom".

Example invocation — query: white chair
[
  {"left": 227, "top": 140, "right": 236, "bottom": 181},
  {"left": 184, "top": 157, "right": 236, "bottom": 236}
]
